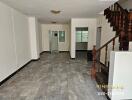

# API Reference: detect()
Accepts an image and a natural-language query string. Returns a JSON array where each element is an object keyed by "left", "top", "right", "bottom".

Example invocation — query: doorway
[
  {"left": 96, "top": 27, "right": 102, "bottom": 60},
  {"left": 75, "top": 27, "right": 88, "bottom": 59},
  {"left": 96, "top": 27, "right": 102, "bottom": 49},
  {"left": 50, "top": 31, "right": 58, "bottom": 53}
]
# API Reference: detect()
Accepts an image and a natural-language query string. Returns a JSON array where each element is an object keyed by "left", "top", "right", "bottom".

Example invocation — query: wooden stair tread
[
  {"left": 96, "top": 72, "right": 108, "bottom": 93},
  {"left": 101, "top": 65, "right": 109, "bottom": 75},
  {"left": 96, "top": 72, "right": 108, "bottom": 84}
]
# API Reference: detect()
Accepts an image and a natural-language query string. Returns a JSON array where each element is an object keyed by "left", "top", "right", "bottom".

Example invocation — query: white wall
[
  {"left": 0, "top": 2, "right": 17, "bottom": 81},
  {"left": 70, "top": 18, "right": 97, "bottom": 58},
  {"left": 0, "top": 2, "right": 38, "bottom": 82},
  {"left": 35, "top": 18, "right": 40, "bottom": 55},
  {"left": 108, "top": 51, "right": 132, "bottom": 100},
  {"left": 12, "top": 9, "right": 31, "bottom": 67},
  {"left": 97, "top": 15, "right": 116, "bottom": 47},
  {"left": 119, "top": 0, "right": 132, "bottom": 11},
  {"left": 38, "top": 22, "right": 43, "bottom": 53},
  {"left": 41, "top": 24, "right": 70, "bottom": 51},
  {"left": 28, "top": 17, "right": 40, "bottom": 59},
  {"left": 97, "top": 15, "right": 119, "bottom": 64}
]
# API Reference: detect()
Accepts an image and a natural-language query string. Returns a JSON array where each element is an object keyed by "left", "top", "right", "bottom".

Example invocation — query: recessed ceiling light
[{"left": 51, "top": 10, "right": 61, "bottom": 14}]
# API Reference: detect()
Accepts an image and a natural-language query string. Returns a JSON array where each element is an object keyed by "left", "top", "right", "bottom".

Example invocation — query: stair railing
[
  {"left": 104, "top": 3, "right": 129, "bottom": 34},
  {"left": 91, "top": 34, "right": 119, "bottom": 79},
  {"left": 91, "top": 2, "right": 131, "bottom": 79}
]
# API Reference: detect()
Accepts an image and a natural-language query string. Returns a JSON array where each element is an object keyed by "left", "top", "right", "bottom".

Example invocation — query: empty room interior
[{"left": 0, "top": 0, "right": 132, "bottom": 100}]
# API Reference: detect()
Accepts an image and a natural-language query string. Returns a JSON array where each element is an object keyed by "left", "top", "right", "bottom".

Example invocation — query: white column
[
  {"left": 108, "top": 51, "right": 132, "bottom": 100},
  {"left": 28, "top": 17, "right": 40, "bottom": 60},
  {"left": 70, "top": 20, "right": 76, "bottom": 58}
]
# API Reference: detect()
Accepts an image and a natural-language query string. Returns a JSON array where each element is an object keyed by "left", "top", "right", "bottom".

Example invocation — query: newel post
[{"left": 91, "top": 45, "right": 96, "bottom": 79}]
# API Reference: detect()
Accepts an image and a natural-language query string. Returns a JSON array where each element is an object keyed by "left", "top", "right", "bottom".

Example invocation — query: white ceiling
[
  {"left": 1, "top": 0, "right": 118, "bottom": 23},
  {"left": 118, "top": 0, "right": 128, "bottom": 4}
]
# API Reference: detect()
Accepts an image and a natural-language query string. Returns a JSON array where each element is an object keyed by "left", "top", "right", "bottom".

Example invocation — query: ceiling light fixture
[{"left": 51, "top": 10, "right": 61, "bottom": 14}]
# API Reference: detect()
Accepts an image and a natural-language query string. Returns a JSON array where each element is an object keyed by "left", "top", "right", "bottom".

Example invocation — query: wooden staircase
[{"left": 91, "top": 2, "right": 132, "bottom": 98}]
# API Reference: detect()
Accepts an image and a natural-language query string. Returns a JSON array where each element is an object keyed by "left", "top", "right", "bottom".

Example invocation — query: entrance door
[{"left": 51, "top": 31, "right": 58, "bottom": 52}]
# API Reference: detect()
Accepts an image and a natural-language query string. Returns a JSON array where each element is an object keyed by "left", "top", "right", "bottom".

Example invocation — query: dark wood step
[
  {"left": 96, "top": 72, "right": 108, "bottom": 84},
  {"left": 101, "top": 66, "right": 109, "bottom": 76},
  {"left": 96, "top": 72, "right": 108, "bottom": 93}
]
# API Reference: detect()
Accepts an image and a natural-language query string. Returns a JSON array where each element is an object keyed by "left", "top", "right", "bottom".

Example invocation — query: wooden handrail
[
  {"left": 96, "top": 35, "right": 119, "bottom": 52},
  {"left": 91, "top": 34, "right": 120, "bottom": 79}
]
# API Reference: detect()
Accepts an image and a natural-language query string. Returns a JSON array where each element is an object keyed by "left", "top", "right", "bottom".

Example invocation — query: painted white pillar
[
  {"left": 70, "top": 22, "right": 76, "bottom": 58},
  {"left": 28, "top": 17, "right": 40, "bottom": 59},
  {"left": 108, "top": 51, "right": 132, "bottom": 100}
]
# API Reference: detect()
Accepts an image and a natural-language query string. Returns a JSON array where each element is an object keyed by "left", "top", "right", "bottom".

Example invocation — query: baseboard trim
[
  {"left": 59, "top": 51, "right": 69, "bottom": 53},
  {"left": 40, "top": 51, "right": 51, "bottom": 55},
  {"left": 76, "top": 50, "right": 87, "bottom": 52},
  {"left": 70, "top": 58, "right": 75, "bottom": 59},
  {"left": 32, "top": 58, "right": 40, "bottom": 61},
  {"left": 0, "top": 59, "right": 39, "bottom": 86},
  {"left": 40, "top": 51, "right": 69, "bottom": 54}
]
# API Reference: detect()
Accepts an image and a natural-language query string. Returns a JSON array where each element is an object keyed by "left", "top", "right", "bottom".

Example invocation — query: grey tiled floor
[{"left": 0, "top": 52, "right": 107, "bottom": 100}]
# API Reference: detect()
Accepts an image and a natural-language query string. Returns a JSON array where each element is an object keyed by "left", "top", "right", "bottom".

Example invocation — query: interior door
[
  {"left": 96, "top": 27, "right": 102, "bottom": 60},
  {"left": 96, "top": 27, "right": 101, "bottom": 49},
  {"left": 51, "top": 31, "right": 58, "bottom": 52}
]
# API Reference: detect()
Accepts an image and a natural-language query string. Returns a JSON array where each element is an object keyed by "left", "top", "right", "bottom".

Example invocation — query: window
[
  {"left": 59, "top": 31, "right": 65, "bottom": 42},
  {"left": 76, "top": 27, "right": 88, "bottom": 42},
  {"left": 76, "top": 31, "right": 82, "bottom": 42}
]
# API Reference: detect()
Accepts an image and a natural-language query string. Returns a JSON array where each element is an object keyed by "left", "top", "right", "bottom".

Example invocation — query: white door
[{"left": 51, "top": 31, "right": 58, "bottom": 52}]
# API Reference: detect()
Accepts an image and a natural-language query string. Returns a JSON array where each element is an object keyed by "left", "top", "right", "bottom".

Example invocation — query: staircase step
[
  {"left": 96, "top": 72, "right": 108, "bottom": 84},
  {"left": 101, "top": 66, "right": 109, "bottom": 76},
  {"left": 96, "top": 72, "right": 108, "bottom": 93}
]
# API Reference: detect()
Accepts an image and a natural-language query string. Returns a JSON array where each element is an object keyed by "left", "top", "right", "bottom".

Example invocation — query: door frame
[
  {"left": 96, "top": 27, "right": 102, "bottom": 49},
  {"left": 96, "top": 27, "right": 102, "bottom": 60},
  {"left": 49, "top": 30, "right": 59, "bottom": 53}
]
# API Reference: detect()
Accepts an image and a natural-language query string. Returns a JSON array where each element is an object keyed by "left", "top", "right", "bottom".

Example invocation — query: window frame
[
  {"left": 76, "top": 27, "right": 88, "bottom": 43},
  {"left": 59, "top": 31, "right": 65, "bottom": 42}
]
